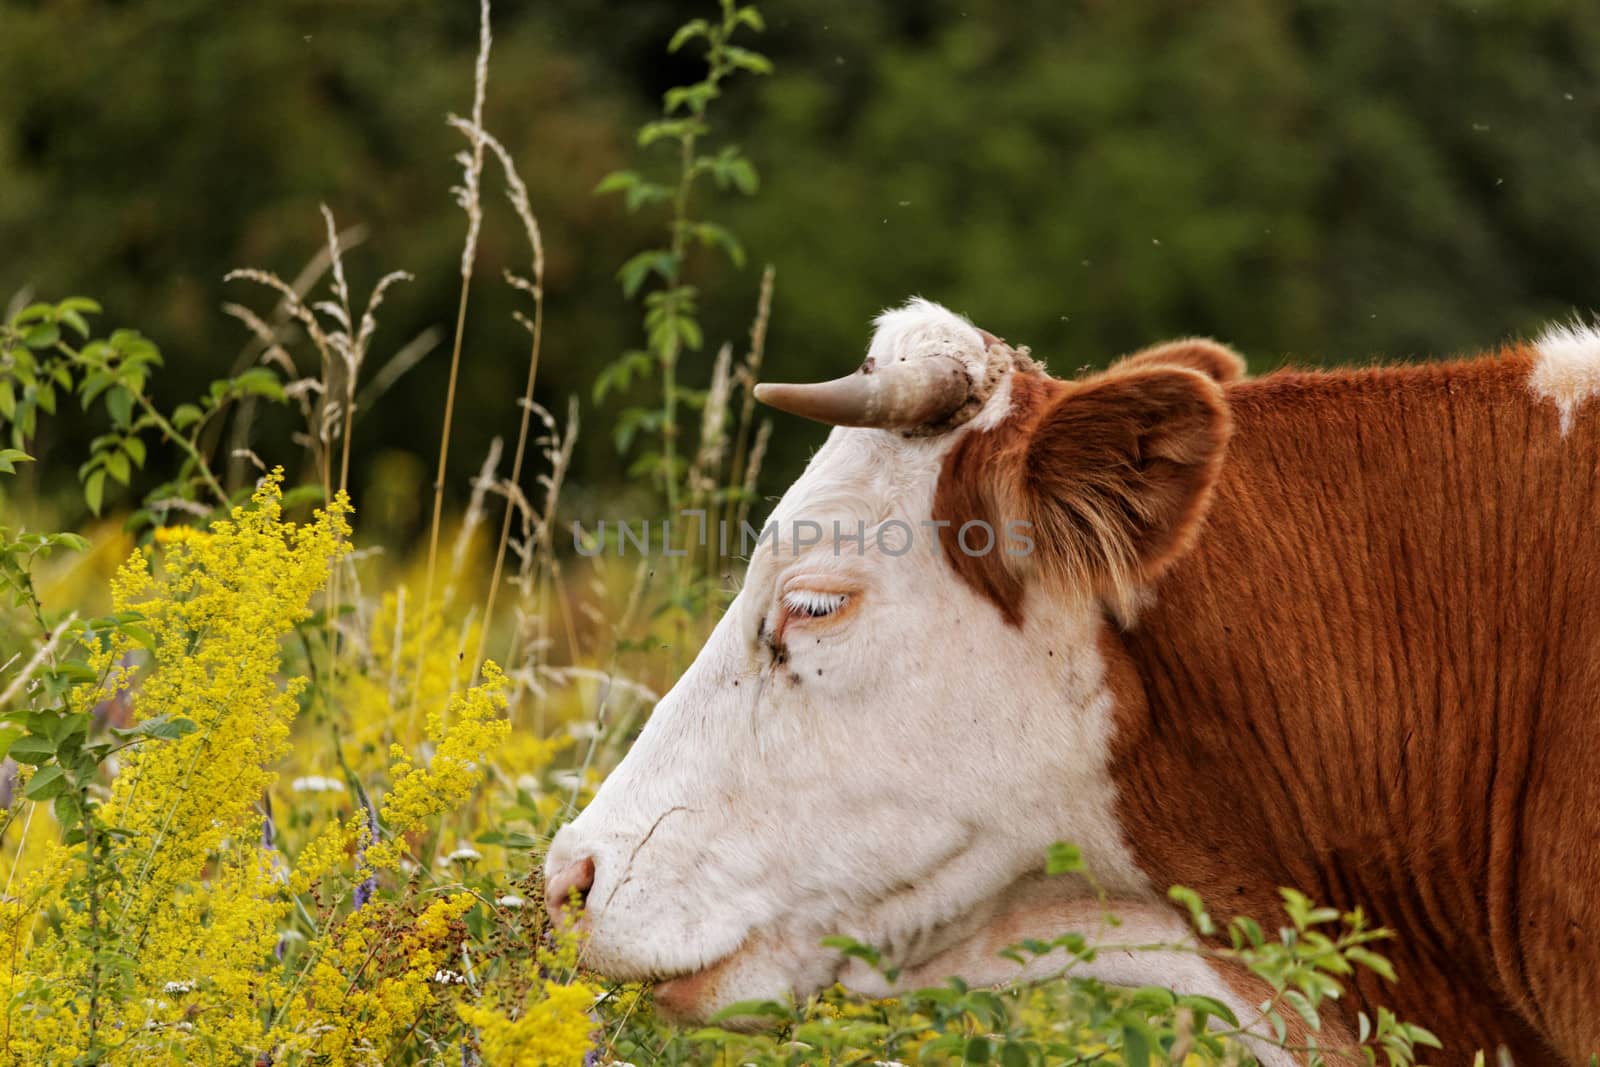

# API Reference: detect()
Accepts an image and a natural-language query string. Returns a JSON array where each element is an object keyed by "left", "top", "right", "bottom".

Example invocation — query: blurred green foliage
[{"left": 6, "top": 0, "right": 1600, "bottom": 528}]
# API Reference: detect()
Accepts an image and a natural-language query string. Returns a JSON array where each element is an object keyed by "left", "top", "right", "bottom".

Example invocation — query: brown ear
[
  {"left": 1020, "top": 367, "right": 1231, "bottom": 614},
  {"left": 1114, "top": 338, "right": 1245, "bottom": 383}
]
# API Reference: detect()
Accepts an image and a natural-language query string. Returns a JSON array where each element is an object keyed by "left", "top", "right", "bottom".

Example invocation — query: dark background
[{"left": 6, "top": 0, "right": 1600, "bottom": 534}]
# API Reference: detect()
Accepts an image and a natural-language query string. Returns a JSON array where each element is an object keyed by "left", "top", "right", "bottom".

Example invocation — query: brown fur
[
  {"left": 1118, "top": 337, "right": 1248, "bottom": 383},
  {"left": 937, "top": 348, "right": 1600, "bottom": 1064},
  {"left": 935, "top": 362, "right": 1232, "bottom": 624}
]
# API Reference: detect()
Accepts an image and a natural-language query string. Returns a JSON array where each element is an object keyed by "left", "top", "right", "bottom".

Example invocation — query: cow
[{"left": 545, "top": 298, "right": 1600, "bottom": 1065}]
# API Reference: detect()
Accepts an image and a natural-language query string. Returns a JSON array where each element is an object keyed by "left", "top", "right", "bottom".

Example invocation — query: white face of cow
[{"left": 544, "top": 300, "right": 1233, "bottom": 1019}]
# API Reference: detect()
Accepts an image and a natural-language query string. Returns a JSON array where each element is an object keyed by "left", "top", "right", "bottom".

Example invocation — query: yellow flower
[
  {"left": 363, "top": 662, "right": 511, "bottom": 872},
  {"left": 276, "top": 892, "right": 478, "bottom": 1065},
  {"left": 457, "top": 980, "right": 598, "bottom": 1067},
  {"left": 3, "top": 472, "right": 349, "bottom": 1065}
]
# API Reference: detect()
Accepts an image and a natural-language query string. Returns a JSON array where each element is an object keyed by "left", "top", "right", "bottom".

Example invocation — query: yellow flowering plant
[{"left": 0, "top": 468, "right": 599, "bottom": 1066}]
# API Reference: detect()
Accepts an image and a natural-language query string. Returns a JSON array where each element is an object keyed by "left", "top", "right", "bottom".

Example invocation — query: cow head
[{"left": 544, "top": 299, "right": 1240, "bottom": 1019}]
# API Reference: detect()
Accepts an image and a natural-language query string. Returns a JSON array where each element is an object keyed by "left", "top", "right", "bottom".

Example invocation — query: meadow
[{"left": 0, "top": 3, "right": 1449, "bottom": 1064}]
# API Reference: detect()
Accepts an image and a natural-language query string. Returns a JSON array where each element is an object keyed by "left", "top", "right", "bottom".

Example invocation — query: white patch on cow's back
[{"left": 1531, "top": 319, "right": 1600, "bottom": 435}]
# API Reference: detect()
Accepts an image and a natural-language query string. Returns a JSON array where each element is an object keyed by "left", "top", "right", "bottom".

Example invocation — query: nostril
[{"left": 545, "top": 856, "right": 596, "bottom": 923}]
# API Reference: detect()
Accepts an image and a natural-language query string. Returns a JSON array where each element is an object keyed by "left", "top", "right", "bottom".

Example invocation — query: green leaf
[
  {"left": 675, "top": 315, "right": 703, "bottom": 350},
  {"left": 1345, "top": 946, "right": 1398, "bottom": 983},
  {"left": 690, "top": 221, "right": 745, "bottom": 267},
  {"left": 616, "top": 250, "right": 676, "bottom": 299},
  {"left": 84, "top": 469, "right": 106, "bottom": 515},
  {"left": 1403, "top": 1024, "right": 1442, "bottom": 1050},
  {"left": 665, "top": 82, "right": 720, "bottom": 115},
  {"left": 667, "top": 18, "right": 710, "bottom": 53},
  {"left": 638, "top": 117, "right": 704, "bottom": 148},
  {"left": 1168, "top": 885, "right": 1215, "bottom": 935},
  {"left": 0, "top": 729, "right": 21, "bottom": 765},
  {"left": 171, "top": 403, "right": 204, "bottom": 430},
  {"left": 624, "top": 180, "right": 670, "bottom": 213},
  {"left": 1128, "top": 986, "right": 1177, "bottom": 1010},
  {"left": 707, "top": 999, "right": 793, "bottom": 1023},
  {"left": 231, "top": 367, "right": 286, "bottom": 402},
  {"left": 0, "top": 448, "right": 32, "bottom": 474},
  {"left": 22, "top": 323, "right": 60, "bottom": 349},
  {"left": 58, "top": 309, "right": 91, "bottom": 338},
  {"left": 964, "top": 1036, "right": 992, "bottom": 1064},
  {"left": 3, "top": 732, "right": 50, "bottom": 765},
  {"left": 104, "top": 450, "right": 131, "bottom": 486},
  {"left": 23, "top": 763, "right": 67, "bottom": 801},
  {"left": 56, "top": 297, "right": 102, "bottom": 315},
  {"left": 1285, "top": 989, "right": 1323, "bottom": 1032},
  {"left": 0, "top": 381, "right": 15, "bottom": 421},
  {"left": 123, "top": 436, "right": 147, "bottom": 468},
  {"left": 111, "top": 714, "right": 198, "bottom": 742},
  {"left": 52, "top": 791, "right": 81, "bottom": 830},
  {"left": 80, "top": 371, "right": 115, "bottom": 409},
  {"left": 724, "top": 45, "right": 773, "bottom": 75},
  {"left": 1045, "top": 841, "right": 1084, "bottom": 875},
  {"left": 1177, "top": 993, "right": 1240, "bottom": 1027},
  {"left": 105, "top": 387, "right": 134, "bottom": 428},
  {"left": 474, "top": 829, "right": 540, "bottom": 849},
  {"left": 593, "top": 170, "right": 639, "bottom": 196},
  {"left": 1120, "top": 1023, "right": 1152, "bottom": 1067},
  {"left": 1000, "top": 1043, "right": 1030, "bottom": 1067},
  {"left": 51, "top": 660, "right": 96, "bottom": 686},
  {"left": 725, "top": 155, "right": 759, "bottom": 195}
]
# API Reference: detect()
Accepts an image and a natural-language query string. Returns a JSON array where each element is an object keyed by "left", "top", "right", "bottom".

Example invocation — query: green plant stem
[
  {"left": 661, "top": 132, "right": 697, "bottom": 518},
  {"left": 83, "top": 805, "right": 100, "bottom": 1062}
]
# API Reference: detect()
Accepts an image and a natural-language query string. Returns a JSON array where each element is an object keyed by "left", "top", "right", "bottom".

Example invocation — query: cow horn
[{"left": 753, "top": 354, "right": 972, "bottom": 429}]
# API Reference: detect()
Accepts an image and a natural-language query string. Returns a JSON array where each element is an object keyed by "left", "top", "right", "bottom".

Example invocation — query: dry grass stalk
[
  {"left": 416, "top": 0, "right": 493, "bottom": 701},
  {"left": 227, "top": 208, "right": 412, "bottom": 662},
  {"left": 736, "top": 417, "right": 771, "bottom": 535},
  {"left": 503, "top": 397, "right": 578, "bottom": 722},
  {"left": 443, "top": 116, "right": 549, "bottom": 680},
  {"left": 721, "top": 263, "right": 776, "bottom": 555},
  {"left": 447, "top": 435, "right": 505, "bottom": 610},
  {"left": 220, "top": 226, "right": 365, "bottom": 489}
]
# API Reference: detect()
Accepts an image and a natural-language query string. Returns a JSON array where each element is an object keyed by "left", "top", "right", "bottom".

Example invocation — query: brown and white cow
[{"left": 545, "top": 299, "right": 1600, "bottom": 1065}]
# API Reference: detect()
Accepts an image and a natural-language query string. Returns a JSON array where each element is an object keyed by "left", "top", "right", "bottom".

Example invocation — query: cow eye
[{"left": 781, "top": 589, "right": 848, "bottom": 620}]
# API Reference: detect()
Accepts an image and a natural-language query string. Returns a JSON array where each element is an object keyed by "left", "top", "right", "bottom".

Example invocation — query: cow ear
[
  {"left": 1019, "top": 367, "right": 1230, "bottom": 615},
  {"left": 1114, "top": 338, "right": 1245, "bottom": 383}
]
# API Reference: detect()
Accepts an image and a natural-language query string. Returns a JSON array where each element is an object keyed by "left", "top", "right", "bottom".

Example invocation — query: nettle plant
[{"left": 593, "top": 0, "right": 770, "bottom": 515}]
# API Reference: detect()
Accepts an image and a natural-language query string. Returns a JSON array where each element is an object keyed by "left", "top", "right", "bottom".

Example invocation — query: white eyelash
[{"left": 782, "top": 590, "right": 848, "bottom": 619}]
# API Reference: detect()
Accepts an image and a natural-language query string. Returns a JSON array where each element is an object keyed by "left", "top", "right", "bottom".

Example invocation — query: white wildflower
[{"left": 290, "top": 775, "right": 346, "bottom": 794}]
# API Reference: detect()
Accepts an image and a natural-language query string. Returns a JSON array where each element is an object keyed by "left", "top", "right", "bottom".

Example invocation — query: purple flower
[{"left": 351, "top": 791, "right": 379, "bottom": 911}]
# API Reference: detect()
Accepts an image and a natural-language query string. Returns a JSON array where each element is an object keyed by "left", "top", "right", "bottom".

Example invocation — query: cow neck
[{"left": 1101, "top": 348, "right": 1597, "bottom": 1062}]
